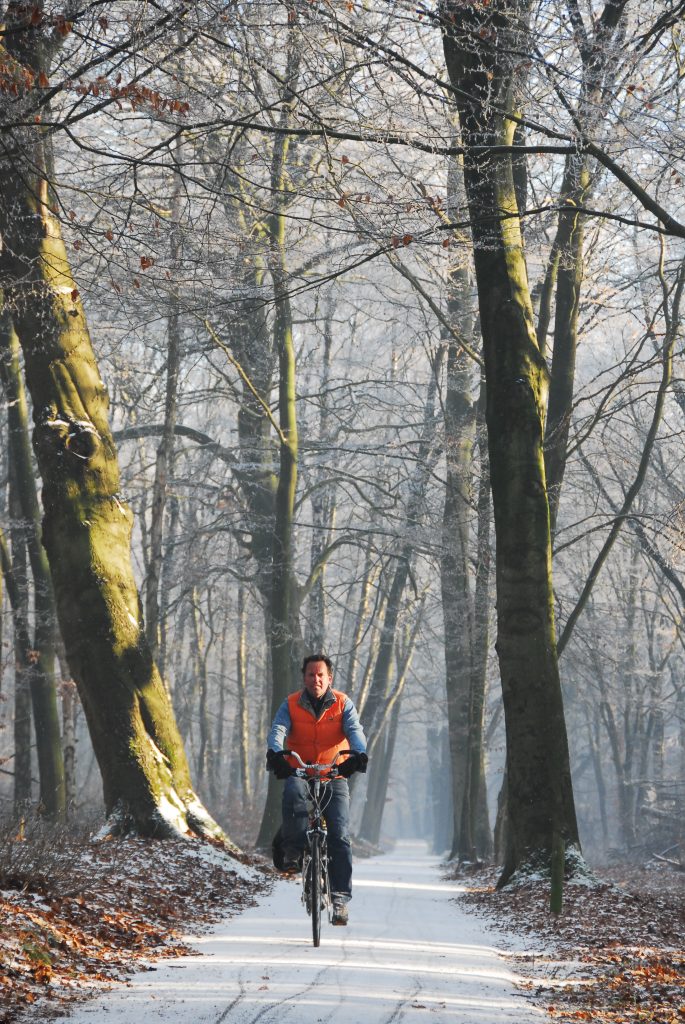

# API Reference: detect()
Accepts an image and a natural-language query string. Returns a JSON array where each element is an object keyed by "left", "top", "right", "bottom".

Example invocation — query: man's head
[{"left": 301, "top": 653, "right": 333, "bottom": 700}]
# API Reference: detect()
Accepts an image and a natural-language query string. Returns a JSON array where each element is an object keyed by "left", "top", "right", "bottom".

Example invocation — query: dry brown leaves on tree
[{"left": 0, "top": 823, "right": 270, "bottom": 1023}]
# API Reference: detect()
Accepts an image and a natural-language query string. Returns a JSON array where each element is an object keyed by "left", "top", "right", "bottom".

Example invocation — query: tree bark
[
  {"left": 1, "top": 522, "right": 32, "bottom": 813},
  {"left": 358, "top": 699, "right": 401, "bottom": 847},
  {"left": 461, "top": 386, "right": 494, "bottom": 861},
  {"left": 441, "top": 0, "right": 580, "bottom": 882},
  {"left": 145, "top": 139, "right": 184, "bottom": 662},
  {"left": 542, "top": 2, "right": 629, "bottom": 534},
  {"left": 236, "top": 586, "right": 251, "bottom": 804},
  {"left": 307, "top": 308, "right": 336, "bottom": 649},
  {"left": 257, "top": 46, "right": 301, "bottom": 844},
  {"left": 0, "top": 316, "right": 65, "bottom": 817},
  {"left": 439, "top": 171, "right": 478, "bottom": 856}
]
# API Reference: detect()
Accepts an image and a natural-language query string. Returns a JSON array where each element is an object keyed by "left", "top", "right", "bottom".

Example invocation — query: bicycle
[{"left": 282, "top": 748, "right": 350, "bottom": 947}]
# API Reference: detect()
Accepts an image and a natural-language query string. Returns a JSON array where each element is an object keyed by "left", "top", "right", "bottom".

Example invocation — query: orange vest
[{"left": 286, "top": 689, "right": 349, "bottom": 768}]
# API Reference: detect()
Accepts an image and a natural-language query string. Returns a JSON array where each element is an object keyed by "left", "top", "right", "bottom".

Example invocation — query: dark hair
[{"left": 301, "top": 653, "right": 333, "bottom": 675}]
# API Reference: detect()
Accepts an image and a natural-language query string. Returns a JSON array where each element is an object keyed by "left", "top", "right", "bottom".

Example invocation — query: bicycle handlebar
[{"left": 282, "top": 749, "right": 351, "bottom": 775}]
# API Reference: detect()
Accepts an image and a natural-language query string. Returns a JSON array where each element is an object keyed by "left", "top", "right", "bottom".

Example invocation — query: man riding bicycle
[{"left": 266, "top": 653, "right": 368, "bottom": 926}]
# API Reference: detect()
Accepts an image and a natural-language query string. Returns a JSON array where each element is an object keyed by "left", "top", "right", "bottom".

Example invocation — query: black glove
[
  {"left": 338, "top": 752, "right": 368, "bottom": 779},
  {"left": 266, "top": 749, "right": 295, "bottom": 780}
]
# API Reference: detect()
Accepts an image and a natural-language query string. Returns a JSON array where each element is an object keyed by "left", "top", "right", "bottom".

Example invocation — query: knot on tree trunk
[{"left": 35, "top": 410, "right": 100, "bottom": 462}]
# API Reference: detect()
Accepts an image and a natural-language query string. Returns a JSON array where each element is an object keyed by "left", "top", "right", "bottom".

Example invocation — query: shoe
[
  {"left": 331, "top": 900, "right": 348, "bottom": 926},
  {"left": 280, "top": 851, "right": 303, "bottom": 876}
]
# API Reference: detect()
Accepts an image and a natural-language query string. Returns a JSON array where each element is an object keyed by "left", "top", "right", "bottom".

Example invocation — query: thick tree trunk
[
  {"left": 441, "top": 1, "right": 580, "bottom": 882},
  {"left": 0, "top": 10, "right": 234, "bottom": 844}
]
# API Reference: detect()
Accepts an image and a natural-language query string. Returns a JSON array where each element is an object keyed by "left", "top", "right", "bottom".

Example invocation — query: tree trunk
[
  {"left": 257, "top": 57, "right": 300, "bottom": 843},
  {"left": 344, "top": 545, "right": 379, "bottom": 700},
  {"left": 469, "top": 391, "right": 494, "bottom": 860},
  {"left": 158, "top": 493, "right": 180, "bottom": 680},
  {"left": 236, "top": 586, "right": 251, "bottom": 803},
  {"left": 441, "top": 1, "right": 580, "bottom": 882},
  {"left": 61, "top": 678, "right": 78, "bottom": 816},
  {"left": 540, "top": 1, "right": 628, "bottom": 535},
  {"left": 307, "top": 307, "right": 336, "bottom": 649},
  {"left": 1, "top": 522, "right": 32, "bottom": 813},
  {"left": 0, "top": 317, "right": 65, "bottom": 817},
  {"left": 0, "top": 6, "right": 234, "bottom": 844},
  {"left": 441, "top": 325, "right": 477, "bottom": 859},
  {"left": 145, "top": 139, "right": 184, "bottom": 662},
  {"left": 358, "top": 698, "right": 402, "bottom": 847},
  {"left": 542, "top": 164, "right": 589, "bottom": 536}
]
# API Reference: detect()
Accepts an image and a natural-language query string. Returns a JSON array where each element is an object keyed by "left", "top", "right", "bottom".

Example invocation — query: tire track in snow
[{"left": 214, "top": 974, "right": 247, "bottom": 1023}]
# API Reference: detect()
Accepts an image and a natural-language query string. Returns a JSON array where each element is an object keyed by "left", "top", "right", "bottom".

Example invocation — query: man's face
[{"left": 303, "top": 660, "right": 332, "bottom": 700}]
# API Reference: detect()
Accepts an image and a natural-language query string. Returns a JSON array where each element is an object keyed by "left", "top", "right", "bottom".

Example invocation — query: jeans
[{"left": 282, "top": 776, "right": 353, "bottom": 901}]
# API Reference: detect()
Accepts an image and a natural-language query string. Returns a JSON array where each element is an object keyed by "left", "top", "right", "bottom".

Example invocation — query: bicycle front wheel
[{"left": 311, "top": 835, "right": 321, "bottom": 947}]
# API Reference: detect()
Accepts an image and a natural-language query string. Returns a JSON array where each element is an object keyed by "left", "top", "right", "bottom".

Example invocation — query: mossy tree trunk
[
  {"left": 0, "top": 7, "right": 233, "bottom": 843},
  {"left": 441, "top": 0, "right": 580, "bottom": 883}
]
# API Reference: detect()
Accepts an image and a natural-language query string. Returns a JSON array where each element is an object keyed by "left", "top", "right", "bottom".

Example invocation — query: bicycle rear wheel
[{"left": 311, "top": 835, "right": 321, "bottom": 947}]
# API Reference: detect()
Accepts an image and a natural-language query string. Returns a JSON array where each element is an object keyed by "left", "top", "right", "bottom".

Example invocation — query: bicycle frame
[{"left": 282, "top": 749, "right": 349, "bottom": 946}]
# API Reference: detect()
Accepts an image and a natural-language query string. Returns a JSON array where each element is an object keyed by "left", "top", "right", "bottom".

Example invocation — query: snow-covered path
[{"left": 53, "top": 841, "right": 545, "bottom": 1024}]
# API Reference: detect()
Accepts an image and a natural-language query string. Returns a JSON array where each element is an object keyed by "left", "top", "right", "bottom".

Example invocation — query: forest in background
[{"left": 0, "top": 0, "right": 683, "bottom": 879}]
